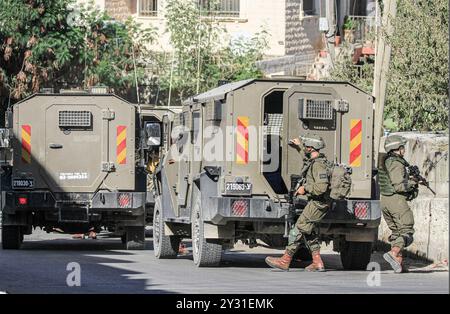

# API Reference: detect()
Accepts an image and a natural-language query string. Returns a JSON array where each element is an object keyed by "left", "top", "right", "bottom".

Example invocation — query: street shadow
[
  {"left": 1, "top": 238, "right": 173, "bottom": 294},
  {"left": 373, "top": 241, "right": 447, "bottom": 273},
  {"left": 18, "top": 233, "right": 154, "bottom": 252}
]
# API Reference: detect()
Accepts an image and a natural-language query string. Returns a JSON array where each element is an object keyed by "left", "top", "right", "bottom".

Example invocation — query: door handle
[{"left": 49, "top": 143, "right": 63, "bottom": 149}]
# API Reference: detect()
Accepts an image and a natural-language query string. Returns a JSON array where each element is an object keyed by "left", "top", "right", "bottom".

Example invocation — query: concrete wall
[{"left": 379, "top": 132, "right": 449, "bottom": 262}]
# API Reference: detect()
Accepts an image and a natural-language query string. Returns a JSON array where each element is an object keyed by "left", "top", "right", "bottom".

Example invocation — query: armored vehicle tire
[
  {"left": 191, "top": 190, "right": 222, "bottom": 267},
  {"left": 2, "top": 226, "right": 22, "bottom": 250},
  {"left": 124, "top": 226, "right": 146, "bottom": 250},
  {"left": 153, "top": 198, "right": 180, "bottom": 259},
  {"left": 340, "top": 241, "right": 373, "bottom": 270}
]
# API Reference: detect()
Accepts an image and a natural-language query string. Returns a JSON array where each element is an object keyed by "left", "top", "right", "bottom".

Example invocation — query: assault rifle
[
  {"left": 408, "top": 165, "right": 436, "bottom": 196},
  {"left": 284, "top": 174, "right": 305, "bottom": 237}
]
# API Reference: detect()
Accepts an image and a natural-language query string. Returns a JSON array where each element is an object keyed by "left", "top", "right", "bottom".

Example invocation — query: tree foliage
[
  {"left": 0, "top": 0, "right": 155, "bottom": 103},
  {"left": 330, "top": 0, "right": 449, "bottom": 131},
  {"left": 329, "top": 44, "right": 374, "bottom": 95},
  {"left": 386, "top": 0, "right": 448, "bottom": 131},
  {"left": 157, "top": 0, "right": 268, "bottom": 105}
]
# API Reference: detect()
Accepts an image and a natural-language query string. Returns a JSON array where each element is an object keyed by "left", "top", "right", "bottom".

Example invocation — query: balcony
[
  {"left": 199, "top": 0, "right": 240, "bottom": 18},
  {"left": 343, "top": 15, "right": 377, "bottom": 45},
  {"left": 139, "top": 0, "right": 158, "bottom": 17}
]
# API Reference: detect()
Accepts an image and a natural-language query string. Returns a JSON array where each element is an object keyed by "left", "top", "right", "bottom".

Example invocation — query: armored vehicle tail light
[
  {"left": 118, "top": 193, "right": 132, "bottom": 208},
  {"left": 353, "top": 201, "right": 370, "bottom": 219},
  {"left": 231, "top": 199, "right": 249, "bottom": 217},
  {"left": 18, "top": 196, "right": 28, "bottom": 205}
]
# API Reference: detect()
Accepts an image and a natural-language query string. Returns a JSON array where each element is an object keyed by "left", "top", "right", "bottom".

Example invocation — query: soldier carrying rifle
[
  {"left": 378, "top": 134, "right": 434, "bottom": 273},
  {"left": 265, "top": 134, "right": 331, "bottom": 272}
]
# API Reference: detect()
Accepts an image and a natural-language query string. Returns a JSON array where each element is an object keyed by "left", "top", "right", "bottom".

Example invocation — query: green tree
[
  {"left": 330, "top": 0, "right": 448, "bottom": 131},
  {"left": 386, "top": 0, "right": 448, "bottom": 131},
  {"left": 158, "top": 0, "right": 268, "bottom": 105},
  {"left": 0, "top": 0, "right": 155, "bottom": 104},
  {"left": 329, "top": 44, "right": 374, "bottom": 95}
]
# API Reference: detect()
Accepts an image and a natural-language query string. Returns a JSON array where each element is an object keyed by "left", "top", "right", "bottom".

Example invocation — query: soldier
[
  {"left": 378, "top": 134, "right": 418, "bottom": 273},
  {"left": 265, "top": 134, "right": 331, "bottom": 272}
]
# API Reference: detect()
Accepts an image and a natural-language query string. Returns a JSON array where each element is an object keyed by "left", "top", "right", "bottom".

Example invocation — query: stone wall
[{"left": 378, "top": 132, "right": 449, "bottom": 262}]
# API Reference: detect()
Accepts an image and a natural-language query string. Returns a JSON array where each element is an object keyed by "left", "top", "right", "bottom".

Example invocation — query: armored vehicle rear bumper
[
  {"left": 203, "top": 196, "right": 380, "bottom": 227},
  {"left": 1, "top": 191, "right": 146, "bottom": 215}
]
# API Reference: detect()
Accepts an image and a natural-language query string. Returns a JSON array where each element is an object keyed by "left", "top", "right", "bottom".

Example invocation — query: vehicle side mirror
[{"left": 145, "top": 122, "right": 161, "bottom": 147}]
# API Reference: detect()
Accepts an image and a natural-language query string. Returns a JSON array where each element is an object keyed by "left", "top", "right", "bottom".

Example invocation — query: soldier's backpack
[{"left": 325, "top": 162, "right": 353, "bottom": 200}]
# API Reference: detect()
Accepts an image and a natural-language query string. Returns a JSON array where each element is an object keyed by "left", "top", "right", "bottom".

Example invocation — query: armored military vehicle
[
  {"left": 152, "top": 78, "right": 381, "bottom": 269},
  {"left": 0, "top": 91, "right": 164, "bottom": 249}
]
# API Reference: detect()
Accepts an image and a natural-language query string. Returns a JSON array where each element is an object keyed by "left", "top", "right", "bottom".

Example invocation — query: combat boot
[
  {"left": 383, "top": 246, "right": 404, "bottom": 273},
  {"left": 265, "top": 251, "right": 293, "bottom": 271},
  {"left": 305, "top": 250, "right": 325, "bottom": 272}
]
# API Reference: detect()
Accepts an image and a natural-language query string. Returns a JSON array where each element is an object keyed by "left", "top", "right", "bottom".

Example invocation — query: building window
[
  {"left": 139, "top": 0, "right": 158, "bottom": 17},
  {"left": 302, "top": 0, "right": 316, "bottom": 16},
  {"left": 199, "top": 0, "right": 240, "bottom": 18}
]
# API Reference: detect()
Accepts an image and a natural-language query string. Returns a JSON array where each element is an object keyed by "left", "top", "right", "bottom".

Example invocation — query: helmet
[
  {"left": 384, "top": 134, "right": 407, "bottom": 152},
  {"left": 300, "top": 134, "right": 325, "bottom": 150}
]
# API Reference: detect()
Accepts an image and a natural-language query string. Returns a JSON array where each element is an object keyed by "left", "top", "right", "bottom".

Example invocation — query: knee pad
[{"left": 288, "top": 227, "right": 302, "bottom": 244}]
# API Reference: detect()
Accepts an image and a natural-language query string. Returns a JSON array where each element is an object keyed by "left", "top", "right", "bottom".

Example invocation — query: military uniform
[
  {"left": 265, "top": 134, "right": 331, "bottom": 272},
  {"left": 286, "top": 154, "right": 331, "bottom": 255},
  {"left": 378, "top": 135, "right": 419, "bottom": 273},
  {"left": 379, "top": 153, "right": 417, "bottom": 250}
]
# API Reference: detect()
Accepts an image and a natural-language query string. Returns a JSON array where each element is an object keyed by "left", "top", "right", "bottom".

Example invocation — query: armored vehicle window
[
  {"left": 192, "top": 111, "right": 201, "bottom": 145},
  {"left": 298, "top": 97, "right": 336, "bottom": 131},
  {"left": 58, "top": 110, "right": 92, "bottom": 129}
]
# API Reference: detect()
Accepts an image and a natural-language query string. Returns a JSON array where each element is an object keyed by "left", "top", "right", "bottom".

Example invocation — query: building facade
[{"left": 77, "top": 0, "right": 376, "bottom": 77}]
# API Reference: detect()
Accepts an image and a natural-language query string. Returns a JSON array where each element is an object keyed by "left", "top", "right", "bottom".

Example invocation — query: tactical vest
[
  {"left": 378, "top": 153, "right": 409, "bottom": 196},
  {"left": 301, "top": 155, "right": 327, "bottom": 180},
  {"left": 302, "top": 155, "right": 331, "bottom": 201}
]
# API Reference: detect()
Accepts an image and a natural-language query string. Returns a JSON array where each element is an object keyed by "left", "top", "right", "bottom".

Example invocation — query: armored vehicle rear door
[
  {"left": 281, "top": 85, "right": 343, "bottom": 191},
  {"left": 281, "top": 84, "right": 373, "bottom": 199},
  {"left": 43, "top": 104, "right": 107, "bottom": 193}
]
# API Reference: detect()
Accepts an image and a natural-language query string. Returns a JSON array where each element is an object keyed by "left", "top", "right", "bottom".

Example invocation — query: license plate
[
  {"left": 12, "top": 178, "right": 34, "bottom": 189},
  {"left": 225, "top": 182, "right": 252, "bottom": 194}
]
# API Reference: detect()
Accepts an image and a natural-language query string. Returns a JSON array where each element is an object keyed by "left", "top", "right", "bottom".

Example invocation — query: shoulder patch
[{"left": 319, "top": 173, "right": 328, "bottom": 180}]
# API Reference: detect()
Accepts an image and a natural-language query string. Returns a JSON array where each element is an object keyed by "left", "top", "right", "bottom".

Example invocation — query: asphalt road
[{"left": 0, "top": 229, "right": 448, "bottom": 294}]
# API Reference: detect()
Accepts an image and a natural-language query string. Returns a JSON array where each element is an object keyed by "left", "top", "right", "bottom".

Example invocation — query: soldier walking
[
  {"left": 378, "top": 135, "right": 418, "bottom": 273},
  {"left": 265, "top": 134, "right": 331, "bottom": 272}
]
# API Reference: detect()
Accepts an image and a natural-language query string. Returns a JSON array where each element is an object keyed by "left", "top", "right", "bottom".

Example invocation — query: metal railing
[
  {"left": 344, "top": 15, "right": 377, "bottom": 44},
  {"left": 139, "top": 0, "right": 158, "bottom": 17},
  {"left": 199, "top": 0, "right": 240, "bottom": 18}
]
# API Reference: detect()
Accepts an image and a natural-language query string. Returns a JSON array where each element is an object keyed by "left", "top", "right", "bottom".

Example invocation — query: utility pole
[{"left": 373, "top": 0, "right": 396, "bottom": 166}]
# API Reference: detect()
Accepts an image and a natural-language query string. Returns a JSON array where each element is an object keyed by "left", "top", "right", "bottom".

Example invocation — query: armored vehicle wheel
[
  {"left": 2, "top": 226, "right": 22, "bottom": 250},
  {"left": 191, "top": 190, "right": 222, "bottom": 267},
  {"left": 340, "top": 241, "right": 373, "bottom": 270},
  {"left": 153, "top": 198, "right": 180, "bottom": 259},
  {"left": 124, "top": 226, "right": 145, "bottom": 250}
]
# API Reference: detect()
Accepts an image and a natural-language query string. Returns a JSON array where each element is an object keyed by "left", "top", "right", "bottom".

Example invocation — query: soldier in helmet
[
  {"left": 378, "top": 134, "right": 418, "bottom": 273},
  {"left": 265, "top": 134, "right": 331, "bottom": 272}
]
